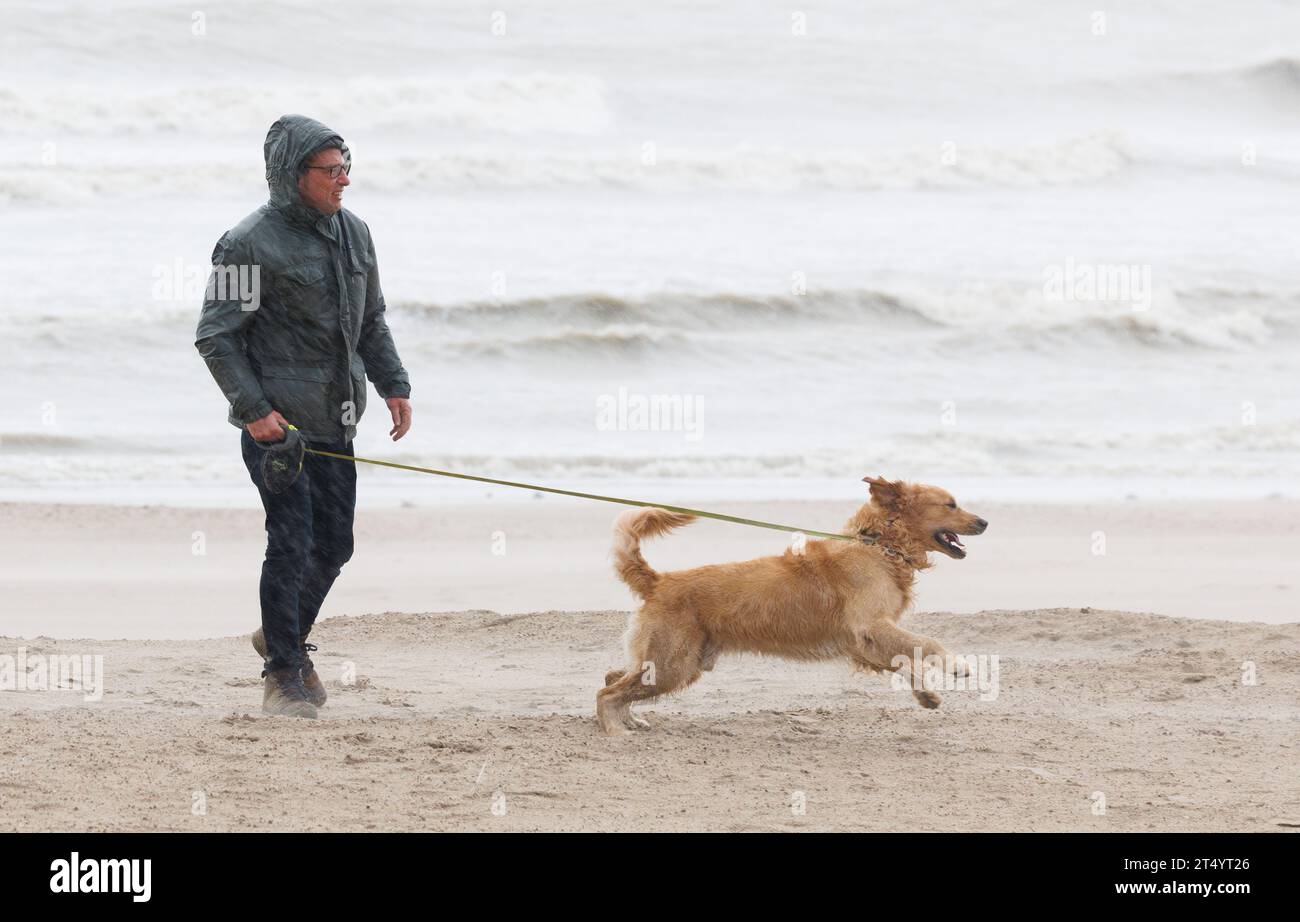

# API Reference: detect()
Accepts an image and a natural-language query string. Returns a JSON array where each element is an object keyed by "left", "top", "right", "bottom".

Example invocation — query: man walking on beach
[{"left": 195, "top": 114, "right": 412, "bottom": 718}]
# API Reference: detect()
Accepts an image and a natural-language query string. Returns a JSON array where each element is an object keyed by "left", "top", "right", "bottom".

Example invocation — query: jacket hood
[{"left": 263, "top": 114, "right": 351, "bottom": 220}]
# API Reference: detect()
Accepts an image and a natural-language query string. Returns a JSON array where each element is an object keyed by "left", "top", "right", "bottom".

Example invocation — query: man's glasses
[{"left": 303, "top": 163, "right": 350, "bottom": 180}]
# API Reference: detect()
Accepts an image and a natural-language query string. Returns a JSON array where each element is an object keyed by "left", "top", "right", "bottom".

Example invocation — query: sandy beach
[
  {"left": 2, "top": 608, "right": 1297, "bottom": 833},
  {"left": 1, "top": 499, "right": 1296, "bottom": 832}
]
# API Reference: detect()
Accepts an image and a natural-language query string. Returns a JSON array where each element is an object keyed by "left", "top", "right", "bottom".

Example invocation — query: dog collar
[{"left": 857, "top": 530, "right": 925, "bottom": 568}]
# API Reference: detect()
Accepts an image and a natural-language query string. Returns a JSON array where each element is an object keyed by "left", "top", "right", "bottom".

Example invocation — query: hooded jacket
[{"left": 195, "top": 114, "right": 410, "bottom": 443}]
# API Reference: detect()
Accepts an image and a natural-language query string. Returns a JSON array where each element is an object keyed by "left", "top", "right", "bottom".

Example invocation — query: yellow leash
[{"left": 305, "top": 448, "right": 860, "bottom": 543}]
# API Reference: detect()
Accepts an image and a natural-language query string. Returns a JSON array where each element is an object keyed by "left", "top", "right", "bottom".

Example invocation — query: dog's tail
[{"left": 612, "top": 507, "right": 696, "bottom": 599}]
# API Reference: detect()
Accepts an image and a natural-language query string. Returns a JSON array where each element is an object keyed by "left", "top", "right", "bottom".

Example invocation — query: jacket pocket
[
  {"left": 275, "top": 261, "right": 332, "bottom": 322},
  {"left": 260, "top": 362, "right": 333, "bottom": 383},
  {"left": 279, "top": 261, "right": 328, "bottom": 287},
  {"left": 258, "top": 362, "right": 338, "bottom": 431}
]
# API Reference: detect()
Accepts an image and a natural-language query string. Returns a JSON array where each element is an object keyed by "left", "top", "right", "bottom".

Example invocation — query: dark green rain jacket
[{"left": 195, "top": 114, "right": 410, "bottom": 444}]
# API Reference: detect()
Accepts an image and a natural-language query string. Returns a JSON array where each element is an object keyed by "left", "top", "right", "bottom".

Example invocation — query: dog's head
[{"left": 859, "top": 476, "right": 988, "bottom": 559}]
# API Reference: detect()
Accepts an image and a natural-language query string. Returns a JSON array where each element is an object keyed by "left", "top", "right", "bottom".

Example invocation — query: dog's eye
[{"left": 946, "top": 501, "right": 956, "bottom": 509}]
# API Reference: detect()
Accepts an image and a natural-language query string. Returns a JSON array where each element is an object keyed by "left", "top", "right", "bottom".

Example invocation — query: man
[{"left": 195, "top": 114, "right": 413, "bottom": 718}]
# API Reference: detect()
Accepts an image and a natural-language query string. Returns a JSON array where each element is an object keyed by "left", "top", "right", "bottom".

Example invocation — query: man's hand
[
  {"left": 246, "top": 409, "right": 292, "bottom": 442},
  {"left": 386, "top": 396, "right": 412, "bottom": 441}
]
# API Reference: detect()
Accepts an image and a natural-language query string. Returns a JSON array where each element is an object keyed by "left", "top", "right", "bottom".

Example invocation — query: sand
[{"left": 0, "top": 499, "right": 1297, "bottom": 832}]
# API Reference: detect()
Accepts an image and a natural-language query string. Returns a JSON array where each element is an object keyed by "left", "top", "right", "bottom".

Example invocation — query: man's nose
[{"left": 337, "top": 171, "right": 351, "bottom": 187}]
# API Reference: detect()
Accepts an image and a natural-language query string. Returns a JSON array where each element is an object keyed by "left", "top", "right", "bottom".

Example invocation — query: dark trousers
[{"left": 241, "top": 429, "right": 357, "bottom": 672}]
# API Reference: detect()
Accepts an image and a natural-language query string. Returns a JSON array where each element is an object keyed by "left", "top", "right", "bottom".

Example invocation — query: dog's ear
[{"left": 863, "top": 475, "right": 904, "bottom": 509}]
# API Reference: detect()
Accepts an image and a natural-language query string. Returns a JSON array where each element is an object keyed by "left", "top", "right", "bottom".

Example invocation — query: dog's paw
[
  {"left": 624, "top": 714, "right": 651, "bottom": 731},
  {"left": 604, "top": 668, "right": 626, "bottom": 687},
  {"left": 913, "top": 689, "right": 942, "bottom": 709},
  {"left": 597, "top": 711, "right": 632, "bottom": 735}
]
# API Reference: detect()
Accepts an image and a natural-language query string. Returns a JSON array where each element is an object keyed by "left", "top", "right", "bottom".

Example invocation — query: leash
[{"left": 304, "top": 448, "right": 865, "bottom": 544}]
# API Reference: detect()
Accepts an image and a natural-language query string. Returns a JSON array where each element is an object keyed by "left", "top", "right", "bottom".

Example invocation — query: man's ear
[{"left": 863, "top": 475, "right": 904, "bottom": 509}]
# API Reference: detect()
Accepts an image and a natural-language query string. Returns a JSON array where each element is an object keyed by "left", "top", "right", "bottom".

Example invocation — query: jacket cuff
[
  {"left": 378, "top": 381, "right": 411, "bottom": 400},
  {"left": 238, "top": 399, "right": 275, "bottom": 424}
]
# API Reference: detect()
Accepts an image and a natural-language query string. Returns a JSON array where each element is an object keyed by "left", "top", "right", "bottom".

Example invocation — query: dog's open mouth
[{"left": 934, "top": 530, "right": 966, "bottom": 558}]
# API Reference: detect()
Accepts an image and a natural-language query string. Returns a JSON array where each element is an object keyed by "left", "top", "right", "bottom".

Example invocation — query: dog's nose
[{"left": 974, "top": 518, "right": 988, "bottom": 532}]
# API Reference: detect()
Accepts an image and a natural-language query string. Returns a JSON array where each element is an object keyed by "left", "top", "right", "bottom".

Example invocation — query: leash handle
[{"left": 254, "top": 422, "right": 298, "bottom": 449}]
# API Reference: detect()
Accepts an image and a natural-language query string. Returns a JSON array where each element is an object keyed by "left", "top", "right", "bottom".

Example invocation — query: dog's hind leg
[
  {"left": 596, "top": 666, "right": 657, "bottom": 734},
  {"left": 596, "top": 619, "right": 708, "bottom": 735}
]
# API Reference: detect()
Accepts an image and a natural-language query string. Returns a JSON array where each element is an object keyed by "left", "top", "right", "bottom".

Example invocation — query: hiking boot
[
  {"left": 252, "top": 628, "right": 327, "bottom": 708},
  {"left": 300, "top": 642, "right": 327, "bottom": 708},
  {"left": 262, "top": 667, "right": 318, "bottom": 718}
]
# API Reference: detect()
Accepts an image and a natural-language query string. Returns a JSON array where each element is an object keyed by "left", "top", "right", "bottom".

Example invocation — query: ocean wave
[
  {"left": 980, "top": 307, "right": 1281, "bottom": 352},
  {"left": 449, "top": 324, "right": 692, "bottom": 358},
  {"left": 1, "top": 285, "right": 1293, "bottom": 363},
  {"left": 1089, "top": 56, "right": 1300, "bottom": 149},
  {"left": 0, "top": 134, "right": 1134, "bottom": 204},
  {"left": 369, "top": 133, "right": 1133, "bottom": 192},
  {"left": 400, "top": 290, "right": 940, "bottom": 359},
  {"left": 0, "top": 432, "right": 166, "bottom": 454},
  {"left": 404, "top": 286, "right": 1294, "bottom": 358},
  {"left": 1161, "top": 57, "right": 1300, "bottom": 103},
  {"left": 1236, "top": 57, "right": 1300, "bottom": 92},
  {"left": 6, "top": 421, "right": 1297, "bottom": 488},
  {"left": 401, "top": 290, "right": 936, "bottom": 331},
  {"left": 0, "top": 73, "right": 613, "bottom": 138},
  {"left": 905, "top": 282, "right": 1297, "bottom": 353},
  {"left": 0, "top": 433, "right": 96, "bottom": 452}
]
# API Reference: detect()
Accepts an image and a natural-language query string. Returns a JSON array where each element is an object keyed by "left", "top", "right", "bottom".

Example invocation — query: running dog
[{"left": 597, "top": 476, "right": 988, "bottom": 734}]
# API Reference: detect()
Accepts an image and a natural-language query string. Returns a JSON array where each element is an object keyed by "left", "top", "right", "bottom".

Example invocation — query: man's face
[{"left": 296, "top": 147, "right": 350, "bottom": 215}]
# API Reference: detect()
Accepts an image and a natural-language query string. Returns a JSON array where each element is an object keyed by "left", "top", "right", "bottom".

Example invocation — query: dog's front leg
[
  {"left": 847, "top": 632, "right": 931, "bottom": 707},
  {"left": 858, "top": 622, "right": 961, "bottom": 709},
  {"left": 872, "top": 622, "right": 969, "bottom": 675}
]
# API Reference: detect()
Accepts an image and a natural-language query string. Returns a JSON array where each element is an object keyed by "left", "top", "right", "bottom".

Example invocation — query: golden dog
[{"left": 597, "top": 476, "right": 988, "bottom": 734}]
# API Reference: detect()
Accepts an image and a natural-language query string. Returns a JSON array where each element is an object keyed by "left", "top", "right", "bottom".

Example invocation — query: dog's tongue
[{"left": 945, "top": 531, "right": 964, "bottom": 547}]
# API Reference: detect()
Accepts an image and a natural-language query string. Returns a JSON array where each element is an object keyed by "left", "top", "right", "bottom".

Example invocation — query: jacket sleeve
[
  {"left": 194, "top": 232, "right": 273, "bottom": 424},
  {"left": 356, "top": 229, "right": 412, "bottom": 400}
]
